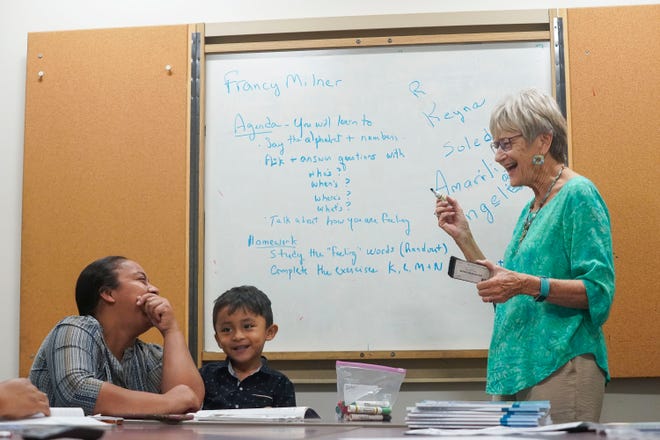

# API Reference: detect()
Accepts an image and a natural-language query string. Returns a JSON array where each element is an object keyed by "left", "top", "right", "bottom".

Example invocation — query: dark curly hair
[{"left": 75, "top": 256, "right": 128, "bottom": 316}]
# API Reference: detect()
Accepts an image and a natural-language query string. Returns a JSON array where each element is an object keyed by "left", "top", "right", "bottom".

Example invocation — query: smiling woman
[
  {"left": 434, "top": 88, "right": 614, "bottom": 424},
  {"left": 28, "top": 256, "right": 205, "bottom": 416}
]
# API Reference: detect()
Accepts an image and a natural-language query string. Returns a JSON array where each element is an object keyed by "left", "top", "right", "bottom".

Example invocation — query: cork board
[
  {"left": 566, "top": 4, "right": 660, "bottom": 377},
  {"left": 20, "top": 25, "right": 191, "bottom": 376}
]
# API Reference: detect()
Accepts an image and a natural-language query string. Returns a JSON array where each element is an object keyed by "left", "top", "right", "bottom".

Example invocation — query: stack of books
[{"left": 405, "top": 400, "right": 551, "bottom": 429}]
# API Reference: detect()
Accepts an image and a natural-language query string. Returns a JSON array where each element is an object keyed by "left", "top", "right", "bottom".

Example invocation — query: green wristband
[{"left": 536, "top": 276, "right": 549, "bottom": 302}]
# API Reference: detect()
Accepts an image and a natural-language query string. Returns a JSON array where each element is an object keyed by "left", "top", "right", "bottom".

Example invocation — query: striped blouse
[{"left": 29, "top": 315, "right": 163, "bottom": 414}]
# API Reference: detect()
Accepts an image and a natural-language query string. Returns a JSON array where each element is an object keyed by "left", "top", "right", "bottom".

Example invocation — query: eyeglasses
[{"left": 490, "top": 134, "right": 523, "bottom": 153}]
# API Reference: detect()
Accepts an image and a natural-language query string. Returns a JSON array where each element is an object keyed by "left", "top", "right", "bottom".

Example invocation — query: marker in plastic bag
[
  {"left": 355, "top": 400, "right": 391, "bottom": 407},
  {"left": 346, "top": 413, "right": 392, "bottom": 421},
  {"left": 347, "top": 404, "right": 391, "bottom": 415}
]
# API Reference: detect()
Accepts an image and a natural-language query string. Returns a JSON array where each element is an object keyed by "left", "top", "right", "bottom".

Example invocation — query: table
[
  {"left": 14, "top": 421, "right": 626, "bottom": 440},
  {"left": 28, "top": 421, "right": 409, "bottom": 439}
]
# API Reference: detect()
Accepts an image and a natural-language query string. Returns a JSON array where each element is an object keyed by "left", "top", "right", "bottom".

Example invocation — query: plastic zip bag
[{"left": 335, "top": 360, "right": 406, "bottom": 421}]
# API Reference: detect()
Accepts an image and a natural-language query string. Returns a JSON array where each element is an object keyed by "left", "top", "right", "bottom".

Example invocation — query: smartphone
[{"left": 448, "top": 256, "right": 490, "bottom": 283}]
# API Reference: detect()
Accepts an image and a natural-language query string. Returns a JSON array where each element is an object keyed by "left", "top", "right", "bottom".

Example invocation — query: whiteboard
[{"left": 204, "top": 42, "right": 550, "bottom": 353}]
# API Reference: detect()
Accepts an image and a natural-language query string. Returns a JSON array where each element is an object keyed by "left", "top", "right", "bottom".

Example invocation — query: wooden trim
[
  {"left": 205, "top": 10, "right": 550, "bottom": 37},
  {"left": 204, "top": 11, "right": 551, "bottom": 54},
  {"left": 202, "top": 350, "right": 488, "bottom": 361},
  {"left": 280, "top": 377, "right": 486, "bottom": 384},
  {"left": 205, "top": 30, "right": 550, "bottom": 54},
  {"left": 201, "top": 351, "right": 487, "bottom": 384}
]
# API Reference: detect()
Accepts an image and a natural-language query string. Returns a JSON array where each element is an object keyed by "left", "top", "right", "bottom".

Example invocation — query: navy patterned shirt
[{"left": 200, "top": 357, "right": 296, "bottom": 409}]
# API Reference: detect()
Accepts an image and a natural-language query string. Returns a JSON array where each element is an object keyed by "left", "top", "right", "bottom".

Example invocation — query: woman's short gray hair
[{"left": 489, "top": 88, "right": 567, "bottom": 163}]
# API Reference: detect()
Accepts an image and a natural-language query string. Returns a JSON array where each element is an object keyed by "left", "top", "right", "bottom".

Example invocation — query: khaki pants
[{"left": 493, "top": 354, "right": 606, "bottom": 423}]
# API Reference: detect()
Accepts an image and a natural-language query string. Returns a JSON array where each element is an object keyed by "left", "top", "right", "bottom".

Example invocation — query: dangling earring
[{"left": 532, "top": 155, "right": 544, "bottom": 165}]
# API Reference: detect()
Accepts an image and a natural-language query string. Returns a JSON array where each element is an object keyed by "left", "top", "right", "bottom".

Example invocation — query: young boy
[{"left": 200, "top": 285, "right": 296, "bottom": 409}]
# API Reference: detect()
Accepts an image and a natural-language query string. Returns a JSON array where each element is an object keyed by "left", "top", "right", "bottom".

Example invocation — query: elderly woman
[{"left": 435, "top": 88, "right": 614, "bottom": 423}]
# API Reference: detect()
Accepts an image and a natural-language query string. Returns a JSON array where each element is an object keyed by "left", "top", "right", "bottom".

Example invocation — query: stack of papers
[{"left": 405, "top": 400, "right": 551, "bottom": 429}]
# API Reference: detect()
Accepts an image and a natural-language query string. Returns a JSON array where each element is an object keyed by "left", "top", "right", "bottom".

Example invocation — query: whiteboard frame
[{"left": 197, "top": 9, "right": 560, "bottom": 381}]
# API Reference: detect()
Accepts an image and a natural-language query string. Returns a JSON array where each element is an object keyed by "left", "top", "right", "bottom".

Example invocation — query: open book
[
  {"left": 192, "top": 407, "right": 321, "bottom": 422},
  {"left": 0, "top": 407, "right": 108, "bottom": 427},
  {"left": 0, "top": 407, "right": 321, "bottom": 427}
]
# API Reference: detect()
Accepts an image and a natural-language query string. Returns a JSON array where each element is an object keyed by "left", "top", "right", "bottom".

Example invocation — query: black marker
[{"left": 430, "top": 188, "right": 446, "bottom": 201}]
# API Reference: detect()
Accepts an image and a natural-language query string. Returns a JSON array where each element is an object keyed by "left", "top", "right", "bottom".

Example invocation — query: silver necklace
[{"left": 519, "top": 165, "right": 565, "bottom": 243}]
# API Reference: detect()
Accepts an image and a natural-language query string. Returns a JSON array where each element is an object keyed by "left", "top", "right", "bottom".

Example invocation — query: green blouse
[{"left": 486, "top": 176, "right": 615, "bottom": 396}]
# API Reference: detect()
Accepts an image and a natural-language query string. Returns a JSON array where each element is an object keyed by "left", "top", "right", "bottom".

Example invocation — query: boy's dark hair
[
  {"left": 75, "top": 256, "right": 128, "bottom": 316},
  {"left": 212, "top": 285, "right": 273, "bottom": 328}
]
